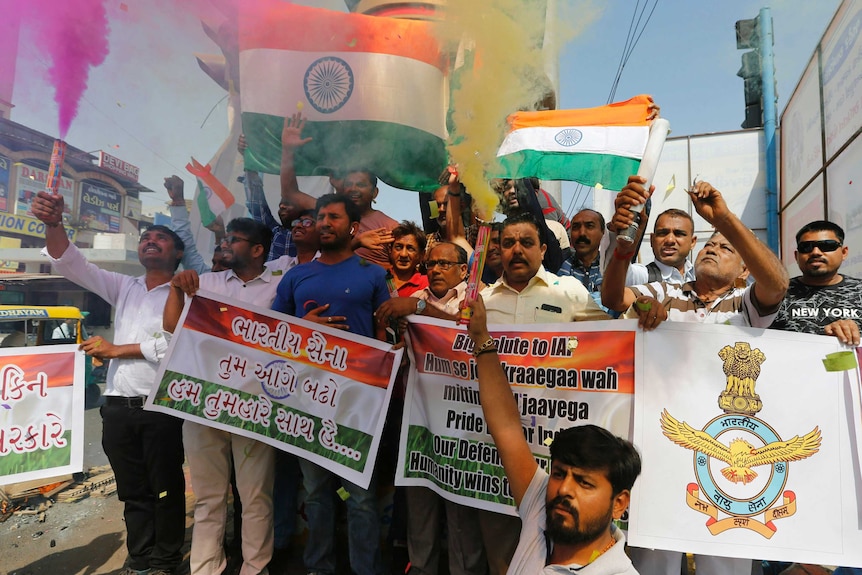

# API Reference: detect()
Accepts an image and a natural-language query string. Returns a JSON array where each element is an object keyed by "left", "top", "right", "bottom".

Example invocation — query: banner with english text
[
  {"left": 395, "top": 317, "right": 638, "bottom": 516},
  {"left": 0, "top": 346, "right": 85, "bottom": 484},
  {"left": 147, "top": 292, "right": 402, "bottom": 489}
]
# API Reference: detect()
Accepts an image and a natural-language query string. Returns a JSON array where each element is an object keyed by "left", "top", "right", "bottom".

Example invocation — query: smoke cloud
[{"left": 13, "top": 0, "right": 110, "bottom": 138}]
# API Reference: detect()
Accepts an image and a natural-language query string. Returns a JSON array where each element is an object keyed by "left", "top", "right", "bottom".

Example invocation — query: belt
[{"left": 104, "top": 396, "right": 147, "bottom": 408}]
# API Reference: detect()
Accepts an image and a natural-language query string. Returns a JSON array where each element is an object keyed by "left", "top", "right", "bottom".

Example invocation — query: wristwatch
[{"left": 415, "top": 299, "right": 427, "bottom": 315}]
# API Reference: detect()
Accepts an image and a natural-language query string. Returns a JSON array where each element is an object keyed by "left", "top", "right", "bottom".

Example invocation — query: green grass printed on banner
[
  {"left": 155, "top": 371, "right": 372, "bottom": 471},
  {"left": 0, "top": 430, "right": 72, "bottom": 477}
]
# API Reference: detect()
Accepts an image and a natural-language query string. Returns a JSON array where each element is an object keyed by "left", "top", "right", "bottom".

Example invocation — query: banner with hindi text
[{"left": 147, "top": 292, "right": 402, "bottom": 489}]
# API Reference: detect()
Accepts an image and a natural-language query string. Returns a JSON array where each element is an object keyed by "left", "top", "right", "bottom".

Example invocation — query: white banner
[
  {"left": 396, "top": 317, "right": 638, "bottom": 516},
  {"left": 628, "top": 322, "right": 862, "bottom": 567},
  {"left": 0, "top": 346, "right": 85, "bottom": 484},
  {"left": 147, "top": 291, "right": 403, "bottom": 489}
]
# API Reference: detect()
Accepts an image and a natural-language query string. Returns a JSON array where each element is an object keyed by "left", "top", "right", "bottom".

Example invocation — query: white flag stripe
[
  {"left": 240, "top": 48, "right": 447, "bottom": 138},
  {"left": 497, "top": 125, "right": 650, "bottom": 158}
]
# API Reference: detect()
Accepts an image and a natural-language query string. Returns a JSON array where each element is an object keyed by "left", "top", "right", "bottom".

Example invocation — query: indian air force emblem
[{"left": 660, "top": 342, "right": 820, "bottom": 538}]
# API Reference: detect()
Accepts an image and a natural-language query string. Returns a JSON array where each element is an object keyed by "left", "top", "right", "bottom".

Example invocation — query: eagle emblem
[{"left": 660, "top": 410, "right": 820, "bottom": 484}]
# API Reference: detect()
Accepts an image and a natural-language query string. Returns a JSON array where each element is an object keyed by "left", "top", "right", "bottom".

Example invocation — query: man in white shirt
[
  {"left": 481, "top": 212, "right": 610, "bottom": 325},
  {"left": 32, "top": 191, "right": 186, "bottom": 575},
  {"left": 464, "top": 295, "right": 641, "bottom": 575},
  {"left": 51, "top": 318, "right": 76, "bottom": 341},
  {"left": 626, "top": 208, "right": 697, "bottom": 286},
  {"left": 164, "top": 218, "right": 298, "bottom": 575}
]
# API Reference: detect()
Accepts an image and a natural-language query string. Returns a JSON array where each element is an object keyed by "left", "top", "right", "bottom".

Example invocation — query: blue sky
[{"left": 9, "top": 0, "right": 842, "bottom": 224}]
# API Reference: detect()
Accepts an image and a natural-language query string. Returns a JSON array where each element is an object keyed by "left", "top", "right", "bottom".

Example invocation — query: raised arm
[
  {"left": 467, "top": 295, "right": 537, "bottom": 507},
  {"left": 279, "top": 112, "right": 316, "bottom": 212},
  {"left": 602, "top": 176, "right": 652, "bottom": 312},
  {"left": 689, "top": 181, "right": 789, "bottom": 309},
  {"left": 165, "top": 175, "right": 210, "bottom": 274},
  {"left": 31, "top": 191, "right": 70, "bottom": 258}
]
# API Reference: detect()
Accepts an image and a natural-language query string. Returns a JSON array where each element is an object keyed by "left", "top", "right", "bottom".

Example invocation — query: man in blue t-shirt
[{"left": 272, "top": 193, "right": 389, "bottom": 575}]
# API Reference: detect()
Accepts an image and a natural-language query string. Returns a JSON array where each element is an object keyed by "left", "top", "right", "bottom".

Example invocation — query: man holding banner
[
  {"left": 31, "top": 191, "right": 187, "bottom": 575},
  {"left": 464, "top": 294, "right": 642, "bottom": 574},
  {"left": 165, "top": 217, "right": 297, "bottom": 575},
  {"left": 602, "top": 176, "right": 790, "bottom": 575},
  {"left": 272, "top": 193, "right": 390, "bottom": 575}
]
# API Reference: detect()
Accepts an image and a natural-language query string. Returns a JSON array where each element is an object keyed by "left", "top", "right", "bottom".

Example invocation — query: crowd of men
[{"left": 29, "top": 111, "right": 862, "bottom": 575}]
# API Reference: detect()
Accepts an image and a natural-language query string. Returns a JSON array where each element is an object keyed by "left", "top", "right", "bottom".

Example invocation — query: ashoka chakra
[
  {"left": 304, "top": 57, "right": 354, "bottom": 114},
  {"left": 554, "top": 128, "right": 583, "bottom": 147}
]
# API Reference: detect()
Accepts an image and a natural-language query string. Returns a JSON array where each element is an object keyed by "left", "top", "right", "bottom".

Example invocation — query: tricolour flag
[
  {"left": 239, "top": 0, "right": 448, "bottom": 192},
  {"left": 495, "top": 94, "right": 655, "bottom": 191},
  {"left": 187, "top": 158, "right": 235, "bottom": 227}
]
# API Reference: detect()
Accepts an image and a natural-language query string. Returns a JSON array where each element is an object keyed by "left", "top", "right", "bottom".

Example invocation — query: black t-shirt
[{"left": 770, "top": 276, "right": 862, "bottom": 335}]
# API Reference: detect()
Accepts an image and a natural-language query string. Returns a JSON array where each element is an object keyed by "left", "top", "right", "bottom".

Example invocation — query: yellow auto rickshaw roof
[{"left": 0, "top": 305, "right": 86, "bottom": 321}]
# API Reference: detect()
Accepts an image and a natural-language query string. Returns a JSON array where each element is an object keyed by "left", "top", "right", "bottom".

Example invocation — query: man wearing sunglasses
[{"left": 770, "top": 221, "right": 861, "bottom": 346}]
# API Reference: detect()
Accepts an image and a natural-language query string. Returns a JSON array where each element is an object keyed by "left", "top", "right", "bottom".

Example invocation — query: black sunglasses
[{"left": 797, "top": 240, "right": 842, "bottom": 254}]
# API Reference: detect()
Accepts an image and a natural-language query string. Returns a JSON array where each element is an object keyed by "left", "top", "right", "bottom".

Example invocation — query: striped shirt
[{"left": 625, "top": 281, "right": 776, "bottom": 328}]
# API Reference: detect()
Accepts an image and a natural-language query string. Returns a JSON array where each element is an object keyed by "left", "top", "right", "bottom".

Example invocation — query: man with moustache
[
  {"left": 602, "top": 176, "right": 789, "bottom": 575},
  {"left": 375, "top": 242, "right": 489, "bottom": 575},
  {"left": 626, "top": 208, "right": 697, "bottom": 286},
  {"left": 164, "top": 218, "right": 298, "bottom": 575},
  {"left": 558, "top": 208, "right": 614, "bottom": 314},
  {"left": 32, "top": 192, "right": 186, "bottom": 575},
  {"left": 388, "top": 221, "right": 429, "bottom": 296},
  {"left": 476, "top": 212, "right": 610, "bottom": 574},
  {"left": 770, "top": 220, "right": 862, "bottom": 346},
  {"left": 464, "top": 295, "right": 641, "bottom": 575},
  {"left": 272, "top": 194, "right": 390, "bottom": 575}
]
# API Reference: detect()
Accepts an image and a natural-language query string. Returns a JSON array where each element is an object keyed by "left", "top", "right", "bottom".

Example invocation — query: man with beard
[
  {"left": 464, "top": 294, "right": 641, "bottom": 574},
  {"left": 559, "top": 209, "right": 614, "bottom": 314},
  {"left": 32, "top": 192, "right": 186, "bottom": 575},
  {"left": 164, "top": 218, "right": 297, "bottom": 575},
  {"left": 272, "top": 194, "right": 390, "bottom": 575},
  {"left": 770, "top": 220, "right": 862, "bottom": 345},
  {"left": 602, "top": 176, "right": 789, "bottom": 575},
  {"left": 476, "top": 212, "right": 611, "bottom": 574}
]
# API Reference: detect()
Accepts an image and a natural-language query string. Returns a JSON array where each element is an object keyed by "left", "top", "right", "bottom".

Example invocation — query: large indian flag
[
  {"left": 239, "top": 1, "right": 448, "bottom": 192},
  {"left": 495, "top": 94, "right": 654, "bottom": 191}
]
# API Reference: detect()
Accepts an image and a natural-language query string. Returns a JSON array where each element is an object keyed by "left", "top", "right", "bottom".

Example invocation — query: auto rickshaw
[{"left": 0, "top": 305, "right": 103, "bottom": 406}]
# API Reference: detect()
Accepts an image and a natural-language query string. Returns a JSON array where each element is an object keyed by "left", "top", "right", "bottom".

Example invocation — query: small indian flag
[
  {"left": 187, "top": 158, "right": 234, "bottom": 227},
  {"left": 239, "top": 0, "right": 448, "bottom": 192},
  {"left": 495, "top": 95, "right": 655, "bottom": 191}
]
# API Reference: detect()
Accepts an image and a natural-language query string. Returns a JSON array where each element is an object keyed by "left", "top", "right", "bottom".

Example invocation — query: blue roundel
[
  {"left": 304, "top": 57, "right": 354, "bottom": 114},
  {"left": 554, "top": 128, "right": 583, "bottom": 147}
]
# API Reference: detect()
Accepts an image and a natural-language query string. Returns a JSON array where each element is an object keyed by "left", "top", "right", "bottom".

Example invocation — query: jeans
[{"left": 299, "top": 459, "right": 381, "bottom": 575}]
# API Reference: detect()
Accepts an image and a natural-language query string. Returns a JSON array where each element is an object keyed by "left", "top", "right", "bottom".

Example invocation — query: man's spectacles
[
  {"left": 222, "top": 235, "right": 254, "bottom": 245},
  {"left": 425, "top": 259, "right": 459, "bottom": 270},
  {"left": 797, "top": 240, "right": 842, "bottom": 254},
  {"left": 291, "top": 218, "right": 315, "bottom": 228}
]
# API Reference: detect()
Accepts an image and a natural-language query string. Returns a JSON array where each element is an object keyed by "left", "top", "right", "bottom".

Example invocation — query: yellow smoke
[{"left": 437, "top": 0, "right": 598, "bottom": 220}]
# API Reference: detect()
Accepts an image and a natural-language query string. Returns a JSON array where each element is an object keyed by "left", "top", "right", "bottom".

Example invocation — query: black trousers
[{"left": 101, "top": 401, "right": 186, "bottom": 571}]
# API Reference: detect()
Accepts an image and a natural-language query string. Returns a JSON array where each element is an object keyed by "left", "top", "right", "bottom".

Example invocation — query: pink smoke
[{"left": 14, "top": 0, "right": 109, "bottom": 138}]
